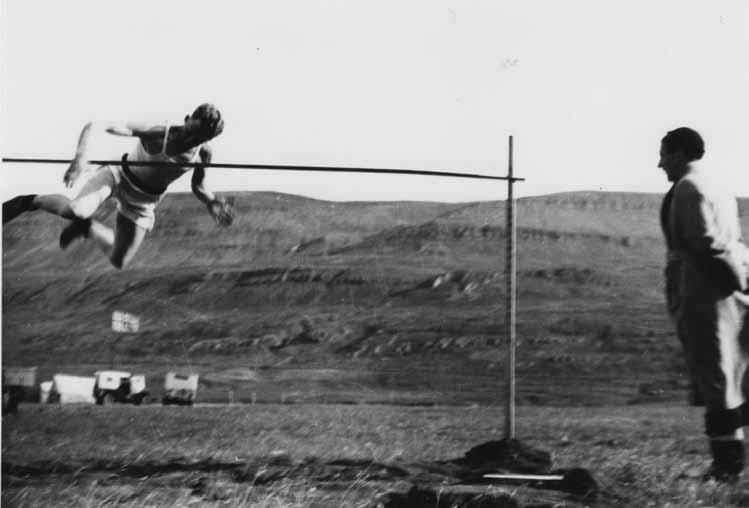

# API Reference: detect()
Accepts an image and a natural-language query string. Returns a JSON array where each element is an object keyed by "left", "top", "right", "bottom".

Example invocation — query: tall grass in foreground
[
  {"left": 3, "top": 404, "right": 749, "bottom": 507},
  {"left": 4, "top": 475, "right": 389, "bottom": 508}
]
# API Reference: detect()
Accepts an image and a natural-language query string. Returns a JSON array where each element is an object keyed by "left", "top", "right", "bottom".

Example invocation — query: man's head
[
  {"left": 185, "top": 103, "right": 224, "bottom": 140},
  {"left": 659, "top": 127, "right": 704, "bottom": 182}
]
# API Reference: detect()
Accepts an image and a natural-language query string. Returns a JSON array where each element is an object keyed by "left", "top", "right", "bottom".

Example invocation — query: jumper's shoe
[
  {"left": 2, "top": 194, "right": 37, "bottom": 224},
  {"left": 59, "top": 219, "right": 92, "bottom": 249}
]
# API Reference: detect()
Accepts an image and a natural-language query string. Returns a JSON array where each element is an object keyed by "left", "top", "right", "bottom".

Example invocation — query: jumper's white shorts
[{"left": 70, "top": 165, "right": 163, "bottom": 230}]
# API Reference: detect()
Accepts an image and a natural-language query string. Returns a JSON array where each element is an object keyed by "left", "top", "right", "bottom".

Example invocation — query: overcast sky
[{"left": 1, "top": 1, "right": 748, "bottom": 203}]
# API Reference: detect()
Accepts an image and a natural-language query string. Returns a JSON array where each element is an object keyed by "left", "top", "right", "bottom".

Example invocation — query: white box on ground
[{"left": 112, "top": 311, "right": 140, "bottom": 333}]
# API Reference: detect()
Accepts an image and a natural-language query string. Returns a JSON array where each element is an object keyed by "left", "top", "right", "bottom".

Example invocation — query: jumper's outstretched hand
[
  {"left": 207, "top": 196, "right": 235, "bottom": 227},
  {"left": 63, "top": 157, "right": 87, "bottom": 188}
]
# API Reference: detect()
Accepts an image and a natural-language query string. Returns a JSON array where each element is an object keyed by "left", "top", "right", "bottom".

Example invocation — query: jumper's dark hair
[
  {"left": 192, "top": 103, "right": 224, "bottom": 138},
  {"left": 661, "top": 127, "right": 704, "bottom": 161}
]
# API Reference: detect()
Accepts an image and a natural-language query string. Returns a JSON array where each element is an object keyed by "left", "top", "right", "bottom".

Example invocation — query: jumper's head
[{"left": 185, "top": 103, "right": 224, "bottom": 140}]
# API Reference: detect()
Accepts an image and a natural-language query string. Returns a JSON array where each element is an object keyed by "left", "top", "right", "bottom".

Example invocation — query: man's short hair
[
  {"left": 661, "top": 127, "right": 705, "bottom": 161},
  {"left": 192, "top": 103, "right": 224, "bottom": 138}
]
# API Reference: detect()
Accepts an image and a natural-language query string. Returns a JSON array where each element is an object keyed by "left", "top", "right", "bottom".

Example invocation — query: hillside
[{"left": 5, "top": 190, "right": 748, "bottom": 406}]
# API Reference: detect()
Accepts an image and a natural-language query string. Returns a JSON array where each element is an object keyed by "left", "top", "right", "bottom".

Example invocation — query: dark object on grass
[
  {"left": 451, "top": 439, "right": 597, "bottom": 499},
  {"left": 376, "top": 485, "right": 519, "bottom": 508},
  {"left": 459, "top": 439, "right": 552, "bottom": 473},
  {"left": 556, "top": 468, "right": 598, "bottom": 496},
  {"left": 484, "top": 468, "right": 598, "bottom": 497}
]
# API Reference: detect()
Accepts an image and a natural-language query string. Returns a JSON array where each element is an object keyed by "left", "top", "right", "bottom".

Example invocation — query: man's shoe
[
  {"left": 703, "top": 440, "right": 744, "bottom": 484},
  {"left": 702, "top": 463, "right": 740, "bottom": 484},
  {"left": 59, "top": 219, "right": 91, "bottom": 249},
  {"left": 2, "top": 194, "right": 37, "bottom": 224}
]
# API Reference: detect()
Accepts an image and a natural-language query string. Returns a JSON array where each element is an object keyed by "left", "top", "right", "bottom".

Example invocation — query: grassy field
[
  {"left": 3, "top": 403, "right": 749, "bottom": 508},
  {"left": 5, "top": 191, "right": 749, "bottom": 506}
]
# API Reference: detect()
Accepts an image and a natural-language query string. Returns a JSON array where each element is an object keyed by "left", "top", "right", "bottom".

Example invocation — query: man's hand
[
  {"left": 733, "top": 290, "right": 749, "bottom": 307},
  {"left": 207, "top": 196, "right": 235, "bottom": 227},
  {"left": 63, "top": 157, "right": 88, "bottom": 188}
]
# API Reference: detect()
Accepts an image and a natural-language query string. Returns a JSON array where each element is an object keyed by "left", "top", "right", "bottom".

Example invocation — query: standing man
[
  {"left": 3, "top": 103, "right": 233, "bottom": 269},
  {"left": 659, "top": 127, "right": 749, "bottom": 482}
]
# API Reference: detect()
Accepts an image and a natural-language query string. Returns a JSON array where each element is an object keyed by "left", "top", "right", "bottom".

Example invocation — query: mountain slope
[{"left": 5, "top": 190, "right": 745, "bottom": 405}]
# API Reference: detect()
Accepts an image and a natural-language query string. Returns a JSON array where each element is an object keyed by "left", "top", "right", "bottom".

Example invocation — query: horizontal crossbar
[{"left": 1, "top": 157, "right": 524, "bottom": 182}]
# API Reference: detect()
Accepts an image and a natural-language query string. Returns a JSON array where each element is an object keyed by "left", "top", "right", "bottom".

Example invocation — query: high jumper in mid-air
[{"left": 3, "top": 103, "right": 234, "bottom": 268}]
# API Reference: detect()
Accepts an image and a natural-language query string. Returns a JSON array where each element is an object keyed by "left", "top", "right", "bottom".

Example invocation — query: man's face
[{"left": 658, "top": 143, "right": 688, "bottom": 182}]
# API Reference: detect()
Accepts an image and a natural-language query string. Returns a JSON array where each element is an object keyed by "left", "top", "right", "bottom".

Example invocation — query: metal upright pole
[{"left": 505, "top": 135, "right": 517, "bottom": 440}]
